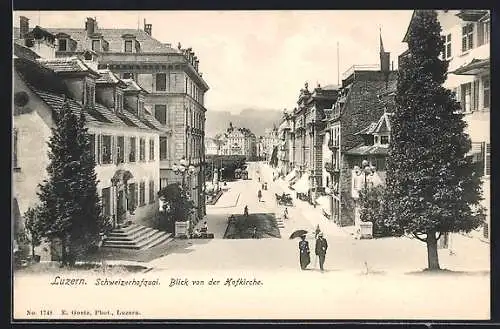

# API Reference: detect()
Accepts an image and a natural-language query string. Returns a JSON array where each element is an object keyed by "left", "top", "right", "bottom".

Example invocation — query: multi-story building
[
  {"left": 261, "top": 127, "right": 279, "bottom": 162},
  {"left": 14, "top": 16, "right": 211, "bottom": 221},
  {"left": 13, "top": 48, "right": 164, "bottom": 259},
  {"left": 277, "top": 110, "right": 294, "bottom": 175},
  {"left": 401, "top": 10, "right": 490, "bottom": 241},
  {"left": 321, "top": 38, "right": 397, "bottom": 226},
  {"left": 289, "top": 83, "right": 339, "bottom": 202},
  {"left": 204, "top": 137, "right": 221, "bottom": 155},
  {"left": 219, "top": 123, "right": 257, "bottom": 159}
]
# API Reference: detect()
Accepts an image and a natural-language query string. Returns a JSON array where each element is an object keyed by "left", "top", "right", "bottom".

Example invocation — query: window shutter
[
  {"left": 97, "top": 134, "right": 101, "bottom": 164},
  {"left": 473, "top": 79, "right": 480, "bottom": 112},
  {"left": 460, "top": 84, "right": 466, "bottom": 112}
]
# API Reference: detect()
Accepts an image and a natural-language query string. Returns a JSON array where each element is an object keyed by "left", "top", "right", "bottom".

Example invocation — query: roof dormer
[
  {"left": 121, "top": 34, "right": 141, "bottom": 53},
  {"left": 55, "top": 32, "right": 77, "bottom": 52}
]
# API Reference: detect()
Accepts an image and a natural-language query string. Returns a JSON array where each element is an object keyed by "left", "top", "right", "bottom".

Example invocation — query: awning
[
  {"left": 285, "top": 169, "right": 297, "bottom": 182},
  {"left": 452, "top": 58, "right": 489, "bottom": 75},
  {"left": 292, "top": 173, "right": 310, "bottom": 194}
]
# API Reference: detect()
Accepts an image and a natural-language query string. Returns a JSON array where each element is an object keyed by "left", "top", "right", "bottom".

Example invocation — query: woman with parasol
[{"left": 298, "top": 235, "right": 310, "bottom": 270}]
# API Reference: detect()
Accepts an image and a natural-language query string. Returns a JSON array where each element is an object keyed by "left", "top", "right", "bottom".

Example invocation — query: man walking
[{"left": 315, "top": 232, "right": 328, "bottom": 272}]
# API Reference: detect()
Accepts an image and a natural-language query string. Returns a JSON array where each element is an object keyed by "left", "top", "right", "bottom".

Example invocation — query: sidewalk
[
  {"left": 260, "top": 164, "right": 351, "bottom": 239},
  {"left": 208, "top": 184, "right": 240, "bottom": 209}
]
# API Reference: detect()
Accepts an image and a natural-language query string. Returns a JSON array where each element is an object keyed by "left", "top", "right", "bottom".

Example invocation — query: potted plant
[{"left": 158, "top": 183, "right": 195, "bottom": 238}]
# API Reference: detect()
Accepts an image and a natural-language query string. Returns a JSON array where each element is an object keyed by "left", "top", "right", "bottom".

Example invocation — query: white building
[
  {"left": 402, "top": 10, "right": 490, "bottom": 241},
  {"left": 13, "top": 51, "right": 163, "bottom": 259}
]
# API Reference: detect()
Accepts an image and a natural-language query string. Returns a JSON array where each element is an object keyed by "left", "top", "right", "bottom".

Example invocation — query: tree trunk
[
  {"left": 426, "top": 231, "right": 440, "bottom": 270},
  {"left": 31, "top": 244, "right": 36, "bottom": 259}
]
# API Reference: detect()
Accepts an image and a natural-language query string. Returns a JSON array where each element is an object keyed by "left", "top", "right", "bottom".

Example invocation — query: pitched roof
[
  {"left": 120, "top": 108, "right": 150, "bottom": 129},
  {"left": 96, "top": 69, "right": 125, "bottom": 86},
  {"left": 45, "top": 28, "right": 180, "bottom": 54},
  {"left": 31, "top": 89, "right": 103, "bottom": 124},
  {"left": 345, "top": 144, "right": 389, "bottom": 156},
  {"left": 13, "top": 43, "right": 40, "bottom": 61},
  {"left": 122, "top": 78, "right": 147, "bottom": 93},
  {"left": 142, "top": 113, "right": 164, "bottom": 130},
  {"left": 37, "top": 57, "right": 100, "bottom": 76}
]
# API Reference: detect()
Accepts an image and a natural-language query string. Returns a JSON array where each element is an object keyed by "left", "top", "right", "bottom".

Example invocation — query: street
[{"left": 13, "top": 161, "right": 490, "bottom": 319}]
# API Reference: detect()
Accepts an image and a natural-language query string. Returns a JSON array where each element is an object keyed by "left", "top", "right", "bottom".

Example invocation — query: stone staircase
[
  {"left": 276, "top": 217, "right": 285, "bottom": 229},
  {"left": 103, "top": 224, "right": 173, "bottom": 250}
]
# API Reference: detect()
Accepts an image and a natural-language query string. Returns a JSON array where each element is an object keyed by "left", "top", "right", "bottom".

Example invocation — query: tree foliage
[
  {"left": 385, "top": 10, "right": 485, "bottom": 269},
  {"left": 158, "top": 183, "right": 195, "bottom": 227},
  {"left": 37, "top": 99, "right": 109, "bottom": 265},
  {"left": 358, "top": 186, "right": 403, "bottom": 238},
  {"left": 23, "top": 206, "right": 43, "bottom": 258}
]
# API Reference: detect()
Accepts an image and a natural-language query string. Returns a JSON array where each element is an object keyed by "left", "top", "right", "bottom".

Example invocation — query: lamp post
[
  {"left": 172, "top": 157, "right": 196, "bottom": 238},
  {"left": 353, "top": 159, "right": 376, "bottom": 238}
]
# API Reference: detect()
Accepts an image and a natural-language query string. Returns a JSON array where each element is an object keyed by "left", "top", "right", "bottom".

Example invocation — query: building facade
[
  {"left": 288, "top": 83, "right": 339, "bottom": 202},
  {"left": 21, "top": 16, "right": 210, "bottom": 221},
  {"left": 399, "top": 10, "right": 490, "bottom": 241},
  {"left": 13, "top": 51, "right": 163, "bottom": 260},
  {"left": 218, "top": 123, "right": 257, "bottom": 159}
]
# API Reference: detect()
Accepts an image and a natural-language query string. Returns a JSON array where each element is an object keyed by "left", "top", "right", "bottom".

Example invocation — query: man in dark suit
[{"left": 315, "top": 232, "right": 328, "bottom": 272}]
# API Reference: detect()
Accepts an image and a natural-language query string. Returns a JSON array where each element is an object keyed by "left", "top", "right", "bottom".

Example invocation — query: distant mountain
[{"left": 205, "top": 108, "right": 282, "bottom": 138}]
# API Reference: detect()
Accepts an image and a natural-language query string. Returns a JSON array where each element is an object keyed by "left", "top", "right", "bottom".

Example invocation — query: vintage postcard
[{"left": 12, "top": 10, "right": 490, "bottom": 320}]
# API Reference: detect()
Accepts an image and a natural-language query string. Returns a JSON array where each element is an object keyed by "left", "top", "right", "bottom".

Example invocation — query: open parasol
[{"left": 289, "top": 229, "right": 308, "bottom": 239}]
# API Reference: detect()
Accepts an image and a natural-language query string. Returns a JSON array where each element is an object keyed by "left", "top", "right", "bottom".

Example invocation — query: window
[
  {"left": 129, "top": 137, "right": 136, "bottom": 162},
  {"left": 13, "top": 129, "right": 18, "bottom": 168},
  {"left": 139, "top": 138, "right": 146, "bottom": 161},
  {"left": 139, "top": 182, "right": 146, "bottom": 206},
  {"left": 462, "top": 23, "right": 474, "bottom": 52},
  {"left": 128, "top": 183, "right": 136, "bottom": 210},
  {"left": 102, "top": 187, "right": 111, "bottom": 216},
  {"left": 374, "top": 136, "right": 379, "bottom": 145},
  {"left": 380, "top": 135, "right": 389, "bottom": 145},
  {"left": 117, "top": 136, "right": 124, "bottom": 163},
  {"left": 92, "top": 39, "right": 101, "bottom": 51},
  {"left": 441, "top": 34, "right": 452, "bottom": 59},
  {"left": 156, "top": 73, "right": 166, "bottom": 91},
  {"left": 102, "top": 135, "right": 112, "bottom": 164},
  {"left": 160, "top": 136, "right": 168, "bottom": 160},
  {"left": 160, "top": 178, "right": 168, "bottom": 190},
  {"left": 138, "top": 100, "right": 144, "bottom": 118},
  {"left": 185, "top": 77, "right": 188, "bottom": 94},
  {"left": 122, "top": 72, "right": 134, "bottom": 80},
  {"left": 154, "top": 104, "right": 167, "bottom": 125},
  {"left": 58, "top": 39, "right": 67, "bottom": 51},
  {"left": 149, "top": 139, "right": 155, "bottom": 160},
  {"left": 89, "top": 134, "right": 95, "bottom": 163},
  {"left": 149, "top": 181, "right": 155, "bottom": 204},
  {"left": 461, "top": 82, "right": 472, "bottom": 112},
  {"left": 483, "top": 76, "right": 490, "bottom": 109},
  {"left": 478, "top": 19, "right": 490, "bottom": 46},
  {"left": 124, "top": 40, "right": 133, "bottom": 53},
  {"left": 85, "top": 83, "right": 95, "bottom": 107},
  {"left": 115, "top": 92, "right": 123, "bottom": 113}
]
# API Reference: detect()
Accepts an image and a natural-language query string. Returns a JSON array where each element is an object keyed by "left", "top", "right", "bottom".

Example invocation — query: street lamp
[
  {"left": 172, "top": 157, "right": 196, "bottom": 237},
  {"left": 353, "top": 159, "right": 376, "bottom": 238}
]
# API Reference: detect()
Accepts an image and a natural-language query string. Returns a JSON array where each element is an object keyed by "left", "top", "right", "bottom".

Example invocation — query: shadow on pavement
[{"left": 404, "top": 269, "right": 490, "bottom": 276}]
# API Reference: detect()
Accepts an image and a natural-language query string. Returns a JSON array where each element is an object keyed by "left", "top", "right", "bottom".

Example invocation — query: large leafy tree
[
  {"left": 158, "top": 182, "right": 195, "bottom": 230},
  {"left": 37, "top": 99, "right": 109, "bottom": 266},
  {"left": 385, "top": 10, "right": 485, "bottom": 270}
]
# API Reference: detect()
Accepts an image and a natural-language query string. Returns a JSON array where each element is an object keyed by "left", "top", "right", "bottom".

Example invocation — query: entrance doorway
[{"left": 117, "top": 190, "right": 125, "bottom": 225}]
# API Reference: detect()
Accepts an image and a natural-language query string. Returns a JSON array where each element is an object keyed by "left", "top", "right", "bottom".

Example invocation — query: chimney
[
  {"left": 20, "top": 16, "right": 29, "bottom": 39},
  {"left": 144, "top": 19, "right": 152, "bottom": 36},
  {"left": 85, "top": 17, "right": 97, "bottom": 36}
]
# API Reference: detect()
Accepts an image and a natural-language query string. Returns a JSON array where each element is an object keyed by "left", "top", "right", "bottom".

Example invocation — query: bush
[{"left": 359, "top": 185, "right": 403, "bottom": 238}]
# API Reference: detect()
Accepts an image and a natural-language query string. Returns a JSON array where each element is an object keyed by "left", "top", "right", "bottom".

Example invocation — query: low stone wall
[{"left": 206, "top": 190, "right": 224, "bottom": 205}]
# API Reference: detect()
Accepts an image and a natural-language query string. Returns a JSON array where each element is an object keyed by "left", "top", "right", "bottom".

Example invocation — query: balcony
[
  {"left": 328, "top": 140, "right": 339, "bottom": 151},
  {"left": 325, "top": 162, "right": 340, "bottom": 174}
]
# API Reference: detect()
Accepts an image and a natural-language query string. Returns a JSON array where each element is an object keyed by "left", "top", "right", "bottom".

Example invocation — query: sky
[{"left": 13, "top": 10, "right": 413, "bottom": 114}]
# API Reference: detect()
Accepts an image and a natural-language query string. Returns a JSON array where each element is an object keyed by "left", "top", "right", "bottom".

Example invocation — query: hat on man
[{"left": 318, "top": 232, "right": 323, "bottom": 237}]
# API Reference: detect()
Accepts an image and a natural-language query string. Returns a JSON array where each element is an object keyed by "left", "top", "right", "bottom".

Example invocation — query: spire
[{"left": 379, "top": 27, "right": 390, "bottom": 73}]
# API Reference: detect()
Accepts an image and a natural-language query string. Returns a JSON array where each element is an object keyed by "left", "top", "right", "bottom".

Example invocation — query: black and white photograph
[{"left": 12, "top": 9, "right": 490, "bottom": 320}]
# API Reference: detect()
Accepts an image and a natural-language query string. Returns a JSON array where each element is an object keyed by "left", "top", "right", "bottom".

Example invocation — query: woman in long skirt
[{"left": 298, "top": 235, "right": 310, "bottom": 270}]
